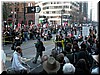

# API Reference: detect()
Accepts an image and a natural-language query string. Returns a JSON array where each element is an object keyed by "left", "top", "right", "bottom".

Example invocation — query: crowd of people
[{"left": 1, "top": 23, "right": 99, "bottom": 74}]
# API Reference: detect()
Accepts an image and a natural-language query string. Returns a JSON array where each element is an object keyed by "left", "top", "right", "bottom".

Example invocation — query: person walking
[{"left": 33, "top": 38, "right": 45, "bottom": 64}]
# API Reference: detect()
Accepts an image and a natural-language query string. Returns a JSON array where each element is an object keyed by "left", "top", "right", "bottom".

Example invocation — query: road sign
[
  {"left": 35, "top": 6, "right": 41, "bottom": 13},
  {"left": 31, "top": 8, "right": 35, "bottom": 12},
  {"left": 27, "top": 7, "right": 35, "bottom": 13},
  {"left": 27, "top": 6, "right": 41, "bottom": 13}
]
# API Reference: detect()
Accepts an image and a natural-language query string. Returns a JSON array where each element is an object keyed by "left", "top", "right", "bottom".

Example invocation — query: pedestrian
[
  {"left": 23, "top": 26, "right": 29, "bottom": 42},
  {"left": 77, "top": 43, "right": 93, "bottom": 69},
  {"left": 56, "top": 53, "right": 65, "bottom": 74},
  {"left": 75, "top": 59, "right": 90, "bottom": 74},
  {"left": 11, "top": 46, "right": 27, "bottom": 74},
  {"left": 41, "top": 55, "right": 48, "bottom": 64},
  {"left": 0, "top": 50, "right": 7, "bottom": 74},
  {"left": 33, "top": 38, "right": 45, "bottom": 64},
  {"left": 41, "top": 56, "right": 60, "bottom": 74},
  {"left": 11, "top": 34, "right": 23, "bottom": 57},
  {"left": 63, "top": 63, "right": 75, "bottom": 74},
  {"left": 50, "top": 48, "right": 58, "bottom": 59}
]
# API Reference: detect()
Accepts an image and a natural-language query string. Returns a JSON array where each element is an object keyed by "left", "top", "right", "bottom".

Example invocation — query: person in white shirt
[
  {"left": 0, "top": 50, "right": 6, "bottom": 74},
  {"left": 11, "top": 46, "right": 27, "bottom": 74}
]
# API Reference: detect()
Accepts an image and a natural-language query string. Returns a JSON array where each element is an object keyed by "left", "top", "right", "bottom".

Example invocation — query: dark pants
[{"left": 34, "top": 52, "right": 42, "bottom": 63}]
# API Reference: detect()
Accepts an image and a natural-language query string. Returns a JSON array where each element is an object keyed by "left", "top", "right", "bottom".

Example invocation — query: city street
[
  {"left": 3, "top": 35, "right": 56, "bottom": 73},
  {"left": 2, "top": 1, "right": 98, "bottom": 74}
]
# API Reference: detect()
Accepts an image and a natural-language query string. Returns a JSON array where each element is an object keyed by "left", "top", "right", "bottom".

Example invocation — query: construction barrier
[{"left": 3, "top": 35, "right": 14, "bottom": 43}]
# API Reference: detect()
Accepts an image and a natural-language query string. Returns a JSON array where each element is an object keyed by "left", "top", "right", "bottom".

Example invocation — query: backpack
[{"left": 42, "top": 46, "right": 45, "bottom": 51}]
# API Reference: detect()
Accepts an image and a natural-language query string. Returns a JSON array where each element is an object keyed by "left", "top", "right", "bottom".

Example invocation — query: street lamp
[
  {"left": 11, "top": 11, "right": 16, "bottom": 25},
  {"left": 61, "top": 9, "right": 65, "bottom": 26}
]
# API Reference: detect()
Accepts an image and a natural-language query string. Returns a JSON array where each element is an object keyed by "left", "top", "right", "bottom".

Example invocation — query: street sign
[
  {"left": 35, "top": 6, "right": 41, "bottom": 13},
  {"left": 27, "top": 6, "right": 41, "bottom": 13},
  {"left": 27, "top": 7, "right": 35, "bottom": 13},
  {"left": 31, "top": 8, "right": 35, "bottom": 12}
]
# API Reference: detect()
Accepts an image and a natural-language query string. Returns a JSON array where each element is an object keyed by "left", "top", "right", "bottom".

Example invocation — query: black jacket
[{"left": 35, "top": 40, "right": 43, "bottom": 52}]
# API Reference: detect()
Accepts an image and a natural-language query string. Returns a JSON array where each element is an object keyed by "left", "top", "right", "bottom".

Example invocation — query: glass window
[
  {"left": 52, "top": 11, "right": 55, "bottom": 13},
  {"left": 46, "top": 11, "right": 49, "bottom": 14},
  {"left": 70, "top": 6, "right": 72, "bottom": 9},
  {"left": 47, "top": 7, "right": 49, "bottom": 9},
  {"left": 17, "top": 8, "right": 19, "bottom": 11}
]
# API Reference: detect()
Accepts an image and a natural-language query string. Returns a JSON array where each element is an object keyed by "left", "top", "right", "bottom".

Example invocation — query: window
[
  {"left": 15, "top": 8, "right": 16, "bottom": 11},
  {"left": 54, "top": 2, "right": 56, "bottom": 4},
  {"left": 57, "top": 2, "right": 59, "bottom": 4},
  {"left": 52, "top": 11, "right": 55, "bottom": 14},
  {"left": 54, "top": 6, "right": 58, "bottom": 9},
  {"left": 28, "top": 3, "right": 32, "bottom": 7},
  {"left": 66, "top": 6, "right": 69, "bottom": 8},
  {"left": 70, "top": 6, "right": 72, "bottom": 9},
  {"left": 47, "top": 7, "right": 49, "bottom": 9},
  {"left": 59, "top": 6, "right": 62, "bottom": 8},
  {"left": 46, "top": 11, "right": 49, "bottom": 14},
  {"left": 17, "top": 8, "right": 19, "bottom": 11},
  {"left": 15, "top": 14, "right": 16, "bottom": 18},
  {"left": 22, "top": 8, "right": 24, "bottom": 11}
]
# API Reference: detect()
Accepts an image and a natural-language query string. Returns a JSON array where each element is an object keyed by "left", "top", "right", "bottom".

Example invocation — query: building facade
[
  {"left": 79, "top": 2, "right": 88, "bottom": 23},
  {"left": 6, "top": 2, "right": 35, "bottom": 25},
  {"left": 35, "top": 1, "right": 80, "bottom": 26}
]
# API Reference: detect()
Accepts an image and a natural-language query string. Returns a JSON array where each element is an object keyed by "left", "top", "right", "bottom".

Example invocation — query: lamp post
[{"left": 11, "top": 11, "right": 16, "bottom": 25}]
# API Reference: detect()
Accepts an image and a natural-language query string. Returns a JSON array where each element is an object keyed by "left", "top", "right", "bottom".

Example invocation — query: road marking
[{"left": 28, "top": 64, "right": 42, "bottom": 73}]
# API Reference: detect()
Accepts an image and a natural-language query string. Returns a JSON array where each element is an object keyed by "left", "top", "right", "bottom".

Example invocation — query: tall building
[
  {"left": 79, "top": 2, "right": 88, "bottom": 23},
  {"left": 35, "top": 1, "right": 80, "bottom": 25},
  {"left": 6, "top": 2, "right": 35, "bottom": 25}
]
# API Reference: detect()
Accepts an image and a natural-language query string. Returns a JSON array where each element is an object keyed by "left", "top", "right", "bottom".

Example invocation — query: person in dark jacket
[
  {"left": 56, "top": 53, "right": 65, "bottom": 74},
  {"left": 33, "top": 38, "right": 44, "bottom": 64},
  {"left": 75, "top": 59, "right": 90, "bottom": 74},
  {"left": 77, "top": 43, "right": 93, "bottom": 69}
]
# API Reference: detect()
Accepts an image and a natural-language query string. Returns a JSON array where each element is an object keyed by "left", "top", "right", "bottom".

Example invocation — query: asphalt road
[{"left": 3, "top": 36, "right": 55, "bottom": 73}]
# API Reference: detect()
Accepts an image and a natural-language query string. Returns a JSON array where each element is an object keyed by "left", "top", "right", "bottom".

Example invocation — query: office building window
[{"left": 28, "top": 3, "right": 32, "bottom": 7}]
